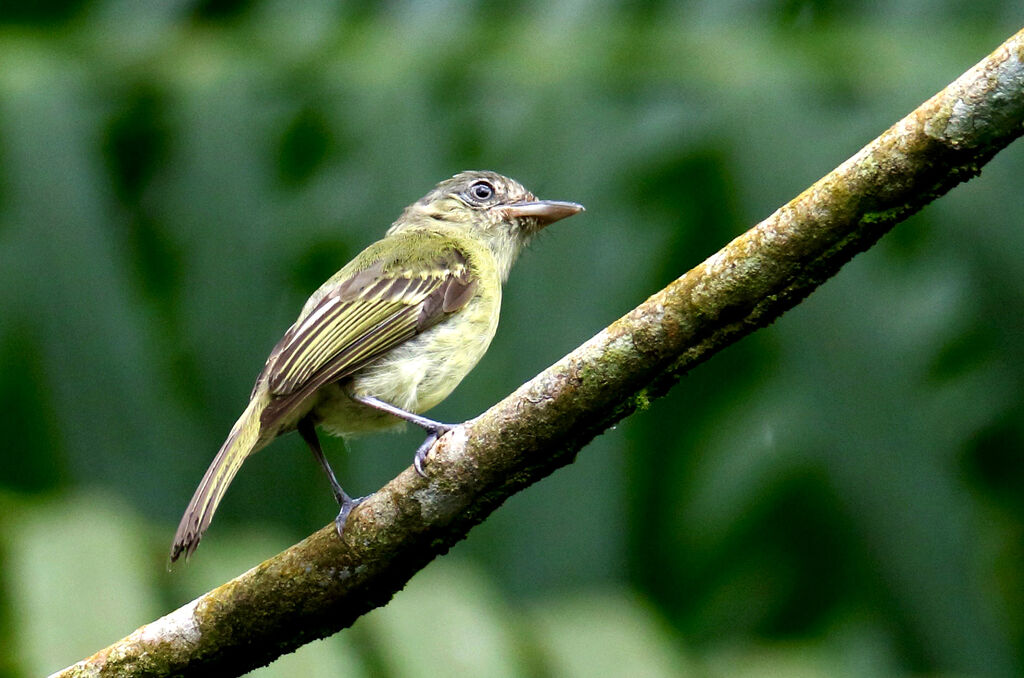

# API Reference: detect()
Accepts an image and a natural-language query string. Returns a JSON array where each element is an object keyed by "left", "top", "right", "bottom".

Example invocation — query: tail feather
[{"left": 170, "top": 395, "right": 266, "bottom": 562}]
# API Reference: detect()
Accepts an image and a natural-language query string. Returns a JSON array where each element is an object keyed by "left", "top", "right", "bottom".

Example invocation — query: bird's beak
[{"left": 504, "top": 200, "right": 585, "bottom": 227}]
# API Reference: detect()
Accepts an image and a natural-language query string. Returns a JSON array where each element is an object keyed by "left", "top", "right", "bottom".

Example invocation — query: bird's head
[{"left": 389, "top": 171, "right": 584, "bottom": 280}]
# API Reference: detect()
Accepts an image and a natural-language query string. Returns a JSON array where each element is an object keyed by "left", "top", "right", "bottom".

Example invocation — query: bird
[{"left": 170, "top": 171, "right": 584, "bottom": 561}]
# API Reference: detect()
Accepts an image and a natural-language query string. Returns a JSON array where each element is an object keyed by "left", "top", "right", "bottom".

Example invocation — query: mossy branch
[{"left": 52, "top": 27, "right": 1024, "bottom": 678}]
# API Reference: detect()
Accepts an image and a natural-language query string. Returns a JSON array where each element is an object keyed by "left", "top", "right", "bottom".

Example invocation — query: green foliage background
[{"left": 0, "top": 1, "right": 1022, "bottom": 676}]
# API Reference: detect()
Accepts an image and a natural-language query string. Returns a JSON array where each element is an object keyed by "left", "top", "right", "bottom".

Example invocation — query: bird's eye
[{"left": 469, "top": 181, "right": 495, "bottom": 202}]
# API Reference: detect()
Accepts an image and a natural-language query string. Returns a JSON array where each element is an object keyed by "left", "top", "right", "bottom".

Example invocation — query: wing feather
[
  {"left": 270, "top": 300, "right": 396, "bottom": 393},
  {"left": 257, "top": 247, "right": 476, "bottom": 430}
]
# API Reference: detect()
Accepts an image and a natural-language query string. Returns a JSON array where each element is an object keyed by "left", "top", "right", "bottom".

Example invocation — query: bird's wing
[{"left": 256, "top": 246, "right": 476, "bottom": 428}]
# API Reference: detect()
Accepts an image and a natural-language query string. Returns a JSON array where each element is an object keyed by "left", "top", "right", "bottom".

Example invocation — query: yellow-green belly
[{"left": 312, "top": 287, "right": 501, "bottom": 436}]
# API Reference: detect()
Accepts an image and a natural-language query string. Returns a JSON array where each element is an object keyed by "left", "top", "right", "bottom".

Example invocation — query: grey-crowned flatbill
[{"left": 170, "top": 171, "right": 584, "bottom": 561}]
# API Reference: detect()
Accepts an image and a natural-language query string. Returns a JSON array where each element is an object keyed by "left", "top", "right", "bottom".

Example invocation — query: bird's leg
[
  {"left": 297, "top": 416, "right": 365, "bottom": 537},
  {"left": 350, "top": 393, "right": 452, "bottom": 477}
]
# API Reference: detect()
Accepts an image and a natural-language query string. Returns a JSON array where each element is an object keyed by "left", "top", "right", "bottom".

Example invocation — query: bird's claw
[
  {"left": 334, "top": 495, "right": 367, "bottom": 538},
  {"left": 413, "top": 424, "right": 453, "bottom": 477}
]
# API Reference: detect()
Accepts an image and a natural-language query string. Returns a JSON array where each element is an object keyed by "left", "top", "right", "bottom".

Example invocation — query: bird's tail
[{"left": 170, "top": 394, "right": 267, "bottom": 562}]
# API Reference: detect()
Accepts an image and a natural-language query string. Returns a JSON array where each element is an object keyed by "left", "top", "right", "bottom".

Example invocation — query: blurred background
[{"left": 0, "top": 1, "right": 1022, "bottom": 676}]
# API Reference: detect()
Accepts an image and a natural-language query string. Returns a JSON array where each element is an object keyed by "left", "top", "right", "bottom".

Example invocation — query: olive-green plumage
[{"left": 170, "top": 171, "right": 583, "bottom": 561}]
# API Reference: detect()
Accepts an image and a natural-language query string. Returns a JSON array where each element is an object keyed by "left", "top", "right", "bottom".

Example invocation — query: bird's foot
[
  {"left": 348, "top": 394, "right": 456, "bottom": 477},
  {"left": 335, "top": 495, "right": 368, "bottom": 538},
  {"left": 413, "top": 423, "right": 453, "bottom": 477}
]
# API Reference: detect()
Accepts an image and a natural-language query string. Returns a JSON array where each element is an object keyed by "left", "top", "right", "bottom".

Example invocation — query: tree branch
[{"left": 53, "top": 27, "right": 1024, "bottom": 678}]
